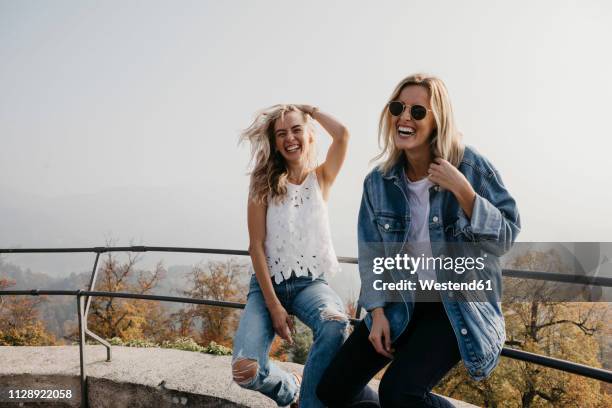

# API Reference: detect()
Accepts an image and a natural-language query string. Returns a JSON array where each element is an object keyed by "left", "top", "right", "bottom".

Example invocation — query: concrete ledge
[{"left": 0, "top": 346, "right": 477, "bottom": 407}]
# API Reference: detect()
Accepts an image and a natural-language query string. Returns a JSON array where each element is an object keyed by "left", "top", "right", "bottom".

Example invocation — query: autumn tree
[
  {"left": 435, "top": 249, "right": 611, "bottom": 407},
  {"left": 177, "top": 259, "right": 247, "bottom": 346},
  {"left": 85, "top": 252, "right": 171, "bottom": 342},
  {"left": 0, "top": 276, "right": 56, "bottom": 346},
  {"left": 170, "top": 308, "right": 195, "bottom": 338}
]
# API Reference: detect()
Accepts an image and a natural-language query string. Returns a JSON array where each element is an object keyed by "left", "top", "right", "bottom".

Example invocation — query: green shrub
[
  {"left": 105, "top": 336, "right": 232, "bottom": 356},
  {"left": 203, "top": 341, "right": 232, "bottom": 356},
  {"left": 161, "top": 337, "right": 205, "bottom": 352}
]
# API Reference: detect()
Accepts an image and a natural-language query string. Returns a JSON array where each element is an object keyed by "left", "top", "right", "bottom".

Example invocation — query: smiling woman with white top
[{"left": 231, "top": 104, "right": 374, "bottom": 408}]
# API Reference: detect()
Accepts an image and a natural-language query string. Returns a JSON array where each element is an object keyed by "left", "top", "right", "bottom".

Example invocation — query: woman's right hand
[
  {"left": 269, "top": 303, "right": 294, "bottom": 344},
  {"left": 369, "top": 308, "right": 393, "bottom": 358}
]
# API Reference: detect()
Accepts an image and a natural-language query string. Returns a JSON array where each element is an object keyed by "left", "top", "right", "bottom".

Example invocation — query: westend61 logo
[{"left": 372, "top": 254, "right": 487, "bottom": 275}]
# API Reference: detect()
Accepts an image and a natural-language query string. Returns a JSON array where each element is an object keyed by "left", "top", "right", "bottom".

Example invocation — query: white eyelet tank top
[{"left": 263, "top": 171, "right": 341, "bottom": 284}]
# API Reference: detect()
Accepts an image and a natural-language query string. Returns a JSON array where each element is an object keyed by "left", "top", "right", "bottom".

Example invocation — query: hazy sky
[{"left": 1, "top": 0, "right": 611, "bottom": 276}]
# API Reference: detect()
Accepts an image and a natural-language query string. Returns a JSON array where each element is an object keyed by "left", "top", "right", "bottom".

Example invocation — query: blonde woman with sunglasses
[{"left": 317, "top": 74, "right": 520, "bottom": 407}]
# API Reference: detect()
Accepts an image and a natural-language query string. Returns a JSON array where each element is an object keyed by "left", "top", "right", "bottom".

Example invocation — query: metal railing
[{"left": 1, "top": 246, "right": 611, "bottom": 408}]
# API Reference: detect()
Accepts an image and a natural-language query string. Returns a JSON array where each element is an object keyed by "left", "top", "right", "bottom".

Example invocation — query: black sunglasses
[{"left": 387, "top": 101, "right": 431, "bottom": 120}]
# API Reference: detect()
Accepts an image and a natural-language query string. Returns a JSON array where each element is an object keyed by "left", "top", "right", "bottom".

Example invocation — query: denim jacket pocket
[
  {"left": 374, "top": 213, "right": 408, "bottom": 242},
  {"left": 443, "top": 217, "right": 463, "bottom": 239}
]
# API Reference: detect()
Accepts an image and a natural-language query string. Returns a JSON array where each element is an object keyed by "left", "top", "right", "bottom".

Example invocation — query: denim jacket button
[
  {"left": 434, "top": 185, "right": 440, "bottom": 192},
  {"left": 461, "top": 328, "right": 468, "bottom": 335},
  {"left": 432, "top": 216, "right": 439, "bottom": 223},
  {"left": 384, "top": 223, "right": 390, "bottom": 230}
]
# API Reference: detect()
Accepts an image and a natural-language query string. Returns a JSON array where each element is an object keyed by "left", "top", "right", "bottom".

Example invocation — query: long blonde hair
[
  {"left": 374, "top": 73, "right": 464, "bottom": 173},
  {"left": 240, "top": 104, "right": 316, "bottom": 204}
]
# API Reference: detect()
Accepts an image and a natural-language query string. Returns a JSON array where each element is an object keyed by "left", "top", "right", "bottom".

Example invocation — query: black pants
[{"left": 317, "top": 298, "right": 461, "bottom": 408}]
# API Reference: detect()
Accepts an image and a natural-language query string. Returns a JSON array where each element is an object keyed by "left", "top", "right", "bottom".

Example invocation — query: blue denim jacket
[{"left": 357, "top": 146, "right": 520, "bottom": 380}]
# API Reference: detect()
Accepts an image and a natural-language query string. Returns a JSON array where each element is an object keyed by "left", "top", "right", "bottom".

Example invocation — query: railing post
[
  {"left": 83, "top": 252, "right": 100, "bottom": 318},
  {"left": 84, "top": 251, "right": 112, "bottom": 361},
  {"left": 76, "top": 291, "right": 89, "bottom": 408},
  {"left": 85, "top": 328, "right": 112, "bottom": 362}
]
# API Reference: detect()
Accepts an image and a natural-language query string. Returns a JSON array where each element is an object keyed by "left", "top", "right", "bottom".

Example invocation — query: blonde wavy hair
[
  {"left": 240, "top": 104, "right": 317, "bottom": 204},
  {"left": 374, "top": 73, "right": 464, "bottom": 173}
]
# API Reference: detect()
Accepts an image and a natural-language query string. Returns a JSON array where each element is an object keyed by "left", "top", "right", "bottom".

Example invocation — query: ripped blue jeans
[{"left": 232, "top": 274, "right": 349, "bottom": 407}]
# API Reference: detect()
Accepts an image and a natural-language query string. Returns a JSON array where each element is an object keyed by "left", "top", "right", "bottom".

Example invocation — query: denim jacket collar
[{"left": 381, "top": 157, "right": 406, "bottom": 182}]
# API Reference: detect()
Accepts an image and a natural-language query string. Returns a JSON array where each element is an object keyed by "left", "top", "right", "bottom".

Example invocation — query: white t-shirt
[{"left": 403, "top": 172, "right": 437, "bottom": 283}]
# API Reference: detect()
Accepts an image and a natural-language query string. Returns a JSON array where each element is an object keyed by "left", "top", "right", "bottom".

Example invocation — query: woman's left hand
[
  {"left": 295, "top": 104, "right": 317, "bottom": 116},
  {"left": 427, "top": 158, "right": 470, "bottom": 195},
  {"left": 428, "top": 158, "right": 477, "bottom": 218}
]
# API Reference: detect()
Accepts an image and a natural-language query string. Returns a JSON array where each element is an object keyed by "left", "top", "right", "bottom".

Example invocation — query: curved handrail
[
  {"left": 1, "top": 246, "right": 611, "bottom": 407},
  {"left": 2, "top": 246, "right": 610, "bottom": 286}
]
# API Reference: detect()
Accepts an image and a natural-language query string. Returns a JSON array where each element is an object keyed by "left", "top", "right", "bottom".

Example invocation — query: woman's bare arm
[
  {"left": 297, "top": 105, "right": 350, "bottom": 199},
  {"left": 247, "top": 196, "right": 294, "bottom": 343}
]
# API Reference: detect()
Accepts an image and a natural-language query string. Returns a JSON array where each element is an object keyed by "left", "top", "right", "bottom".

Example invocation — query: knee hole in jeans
[
  {"left": 232, "top": 358, "right": 259, "bottom": 386},
  {"left": 320, "top": 305, "right": 349, "bottom": 323},
  {"left": 321, "top": 307, "right": 350, "bottom": 338}
]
